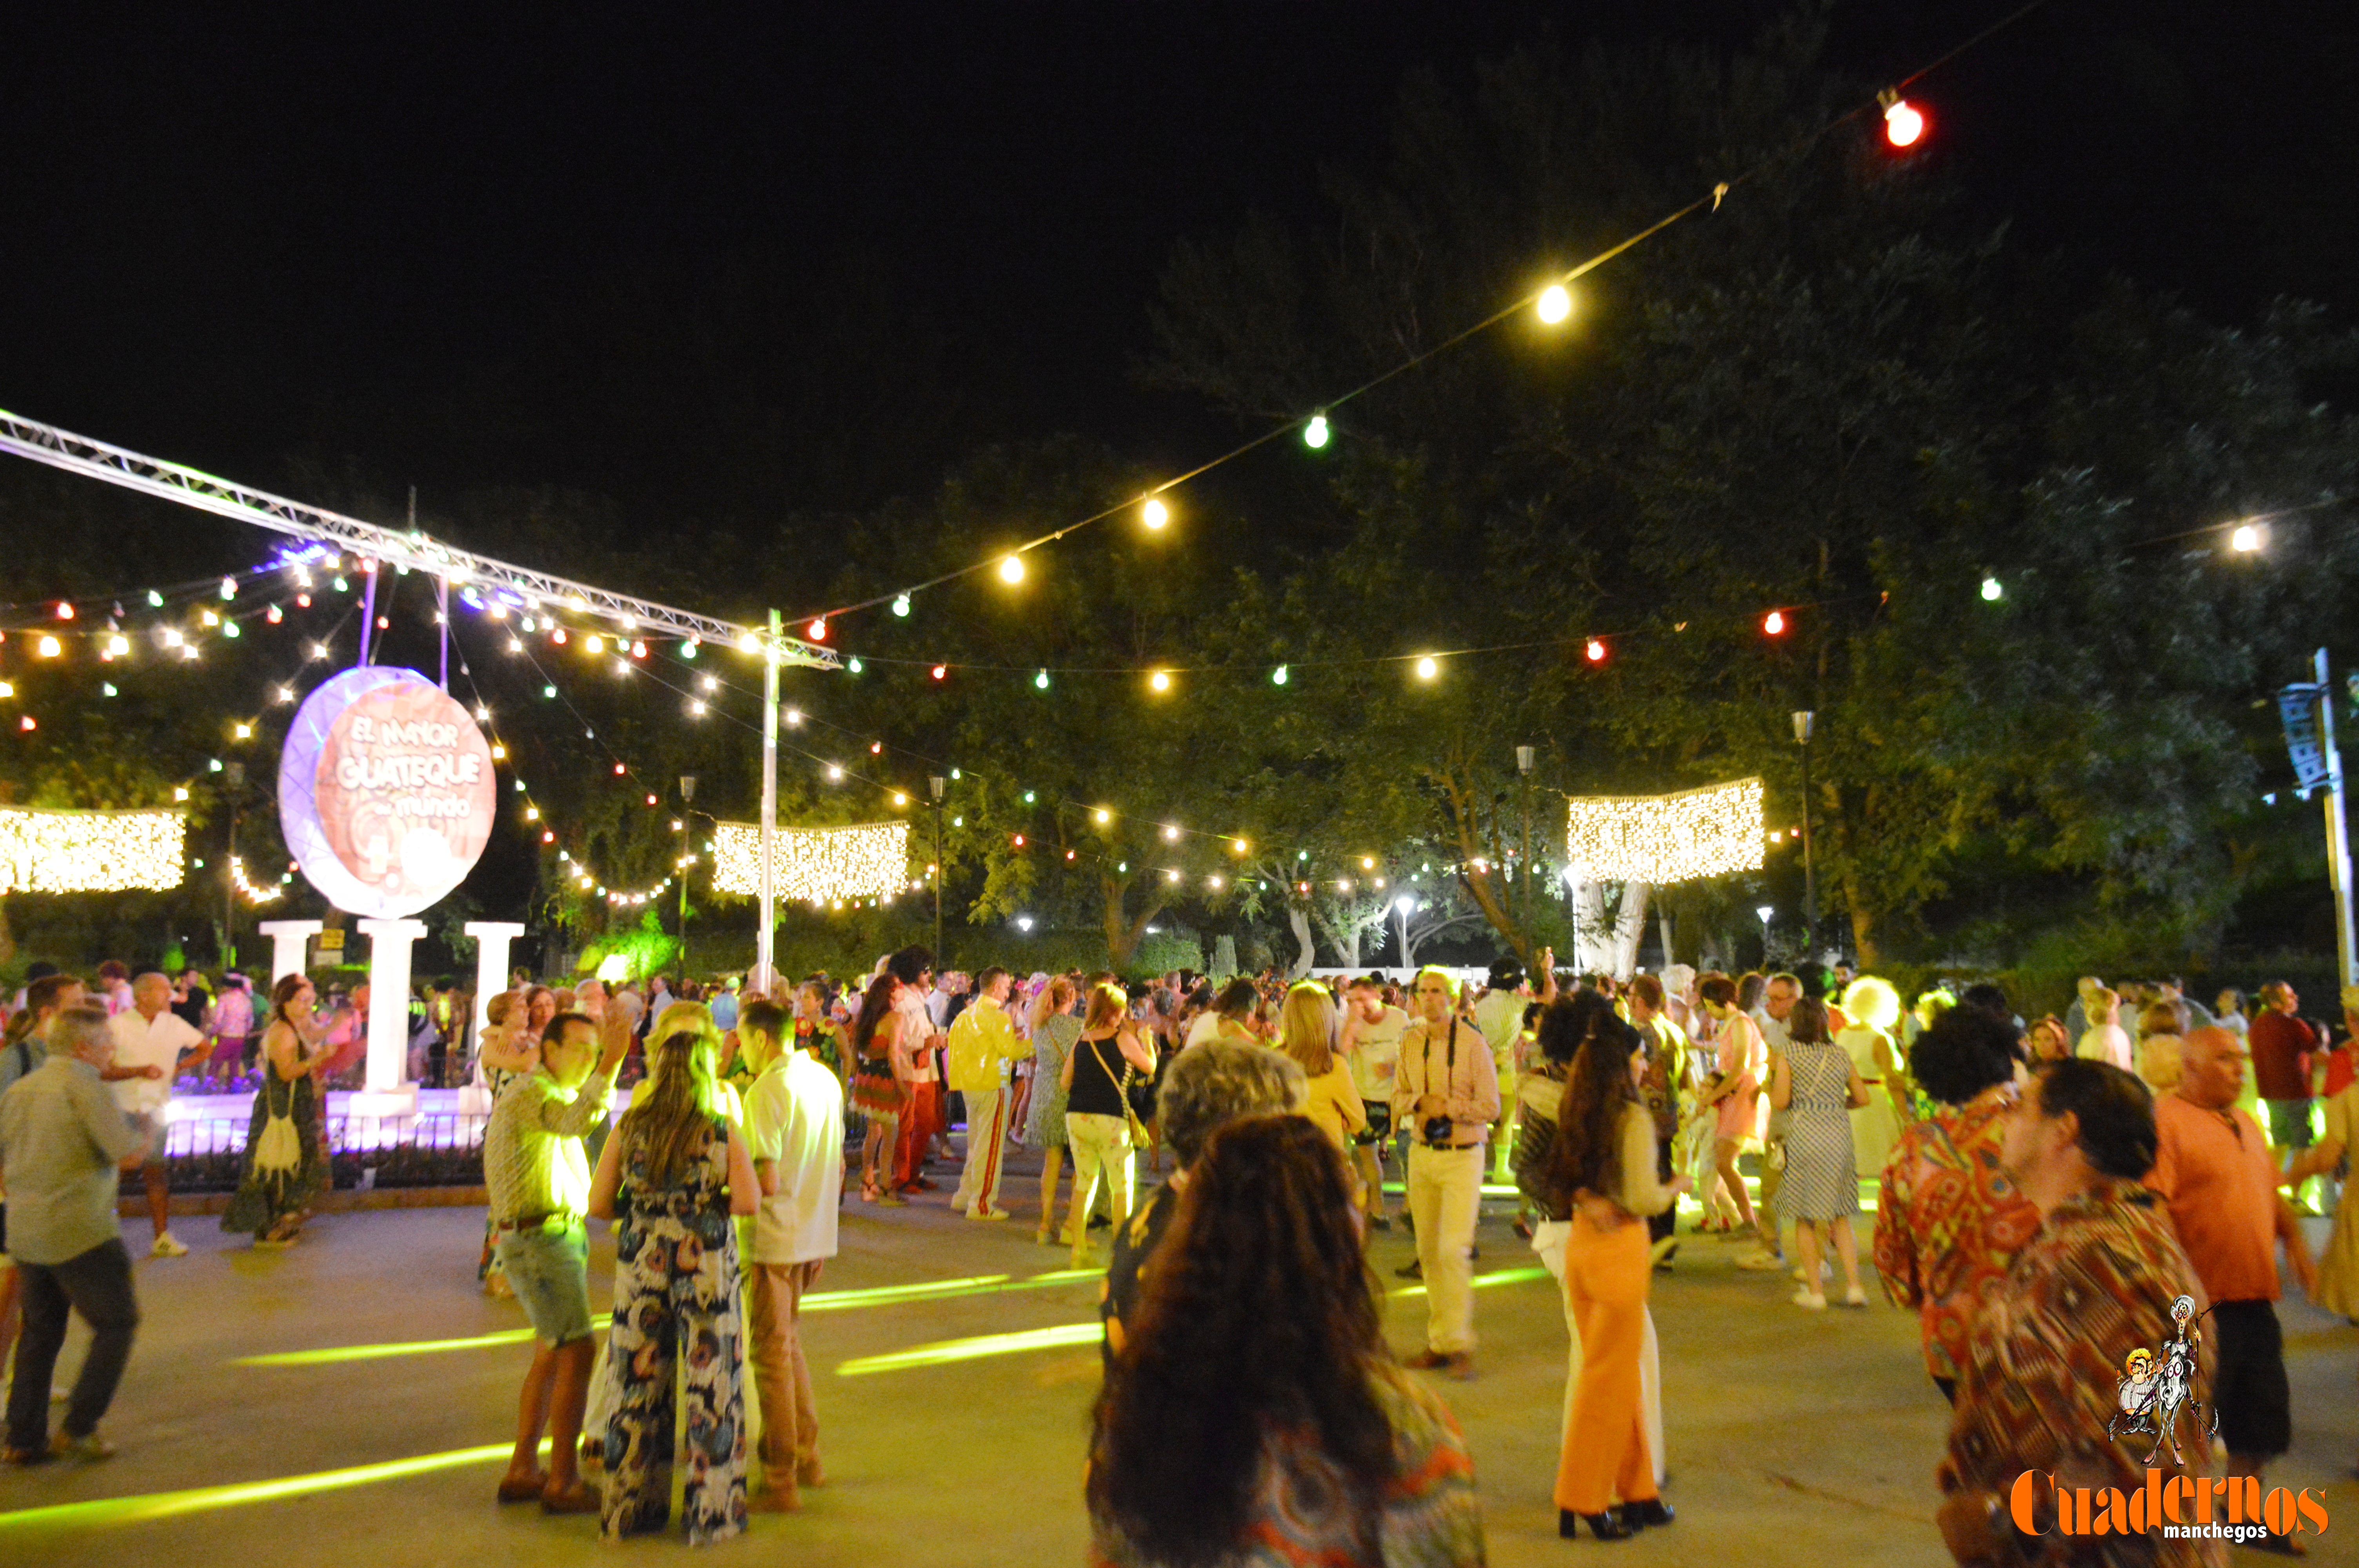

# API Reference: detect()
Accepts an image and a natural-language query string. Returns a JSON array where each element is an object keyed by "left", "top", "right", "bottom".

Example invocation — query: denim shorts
[{"left": 496, "top": 1223, "right": 594, "bottom": 1345}]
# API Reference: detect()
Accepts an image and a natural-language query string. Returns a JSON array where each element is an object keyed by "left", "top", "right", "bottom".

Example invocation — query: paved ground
[{"left": 0, "top": 1148, "right": 2350, "bottom": 1567}]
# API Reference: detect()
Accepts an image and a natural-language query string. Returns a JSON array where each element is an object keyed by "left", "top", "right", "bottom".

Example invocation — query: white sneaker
[
  {"left": 1791, "top": 1287, "right": 1827, "bottom": 1310},
  {"left": 1842, "top": 1286, "right": 1869, "bottom": 1308},
  {"left": 150, "top": 1233, "right": 188, "bottom": 1259}
]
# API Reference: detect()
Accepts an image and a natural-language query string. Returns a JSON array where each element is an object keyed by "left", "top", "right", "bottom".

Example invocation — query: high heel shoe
[
  {"left": 1559, "top": 1509, "right": 1633, "bottom": 1541},
  {"left": 1618, "top": 1499, "right": 1674, "bottom": 1529}
]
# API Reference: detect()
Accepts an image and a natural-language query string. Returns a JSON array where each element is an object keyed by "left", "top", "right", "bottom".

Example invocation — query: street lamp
[
  {"left": 676, "top": 775, "right": 697, "bottom": 985},
  {"left": 929, "top": 775, "right": 947, "bottom": 963},
  {"left": 1516, "top": 744, "right": 1536, "bottom": 962},
  {"left": 1756, "top": 903, "right": 1774, "bottom": 963},
  {"left": 1791, "top": 711, "right": 1816, "bottom": 951},
  {"left": 222, "top": 761, "right": 245, "bottom": 967}
]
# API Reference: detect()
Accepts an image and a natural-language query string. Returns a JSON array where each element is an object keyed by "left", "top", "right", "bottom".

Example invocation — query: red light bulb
[
  {"left": 1884, "top": 98, "right": 1925, "bottom": 149},
  {"left": 1763, "top": 610, "right": 1787, "bottom": 636},
  {"left": 1585, "top": 638, "right": 1607, "bottom": 663}
]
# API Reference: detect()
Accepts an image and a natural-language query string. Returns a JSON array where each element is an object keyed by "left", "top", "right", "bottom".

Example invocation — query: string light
[
  {"left": 1149, "top": 670, "right": 1171, "bottom": 692},
  {"left": 1585, "top": 638, "right": 1607, "bottom": 663},
  {"left": 1271, "top": 664, "right": 1288, "bottom": 686},
  {"left": 36, "top": 637, "right": 59, "bottom": 659},
  {"left": 1563, "top": 777, "right": 1765, "bottom": 885},
  {"left": 1763, "top": 611, "right": 1786, "bottom": 636},
  {"left": 711, "top": 820, "right": 911, "bottom": 904},
  {"left": 1980, "top": 577, "right": 2004, "bottom": 602},
  {"left": 2230, "top": 523, "right": 2264, "bottom": 553},
  {"left": 1881, "top": 92, "right": 1926, "bottom": 148},
  {"left": 1414, "top": 655, "right": 1438, "bottom": 680},
  {"left": 1141, "top": 497, "right": 1170, "bottom": 530},
  {"left": 1536, "top": 283, "right": 1574, "bottom": 324},
  {"left": 1034, "top": 668, "right": 1050, "bottom": 690},
  {"left": 1094, "top": 809, "right": 1111, "bottom": 824},
  {"left": 1303, "top": 414, "right": 1330, "bottom": 449},
  {"left": 0, "top": 806, "right": 186, "bottom": 893},
  {"left": 997, "top": 555, "right": 1026, "bottom": 584},
  {"left": 229, "top": 854, "right": 282, "bottom": 905},
  {"left": 892, "top": 595, "right": 911, "bottom": 617}
]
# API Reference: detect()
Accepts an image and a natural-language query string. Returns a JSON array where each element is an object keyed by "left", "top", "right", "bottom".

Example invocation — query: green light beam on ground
[
  {"left": 1389, "top": 1265, "right": 1552, "bottom": 1301},
  {"left": 235, "top": 1269, "right": 1103, "bottom": 1367},
  {"left": 836, "top": 1320, "right": 1103, "bottom": 1377},
  {"left": 235, "top": 1329, "right": 536, "bottom": 1367},
  {"left": 0, "top": 1441, "right": 520, "bottom": 1531}
]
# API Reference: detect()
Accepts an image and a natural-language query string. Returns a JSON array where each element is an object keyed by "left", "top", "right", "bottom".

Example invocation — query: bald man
[
  {"left": 106, "top": 973, "right": 207, "bottom": 1258},
  {"left": 2146, "top": 1026, "right": 2317, "bottom": 1499}
]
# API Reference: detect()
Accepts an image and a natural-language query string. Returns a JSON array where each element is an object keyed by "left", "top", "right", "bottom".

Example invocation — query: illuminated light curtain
[
  {"left": 0, "top": 806, "right": 186, "bottom": 893},
  {"left": 1563, "top": 777, "right": 1764, "bottom": 885},
  {"left": 711, "top": 821, "right": 911, "bottom": 904}
]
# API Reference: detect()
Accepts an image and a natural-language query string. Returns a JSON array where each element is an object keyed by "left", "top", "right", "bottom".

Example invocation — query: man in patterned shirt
[
  {"left": 485, "top": 1005, "right": 629, "bottom": 1514},
  {"left": 1937, "top": 1058, "right": 2213, "bottom": 1566}
]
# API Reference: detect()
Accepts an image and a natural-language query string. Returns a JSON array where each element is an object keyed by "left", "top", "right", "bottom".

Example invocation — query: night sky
[{"left": 6, "top": 0, "right": 2355, "bottom": 530}]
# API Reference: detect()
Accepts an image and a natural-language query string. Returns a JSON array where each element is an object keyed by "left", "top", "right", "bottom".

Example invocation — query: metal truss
[{"left": 0, "top": 408, "right": 835, "bottom": 668}]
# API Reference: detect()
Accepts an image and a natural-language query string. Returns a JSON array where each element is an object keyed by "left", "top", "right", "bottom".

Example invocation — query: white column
[
  {"left": 355, "top": 918, "right": 429, "bottom": 1106},
  {"left": 463, "top": 921, "right": 527, "bottom": 1034},
  {"left": 255, "top": 920, "right": 324, "bottom": 984}
]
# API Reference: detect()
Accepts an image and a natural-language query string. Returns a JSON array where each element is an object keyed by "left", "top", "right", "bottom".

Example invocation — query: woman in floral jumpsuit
[{"left": 588, "top": 1030, "right": 761, "bottom": 1544}]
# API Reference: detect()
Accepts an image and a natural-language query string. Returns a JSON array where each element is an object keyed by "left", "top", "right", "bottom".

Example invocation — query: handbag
[
  {"left": 250, "top": 1071, "right": 304, "bottom": 1189},
  {"left": 1089, "top": 1035, "right": 1153, "bottom": 1144}
]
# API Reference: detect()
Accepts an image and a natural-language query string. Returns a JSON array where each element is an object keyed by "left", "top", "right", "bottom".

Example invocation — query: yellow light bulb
[
  {"left": 998, "top": 554, "right": 1026, "bottom": 584},
  {"left": 1141, "top": 497, "right": 1170, "bottom": 530},
  {"left": 1536, "top": 283, "right": 1573, "bottom": 324},
  {"left": 1415, "top": 655, "right": 1438, "bottom": 680}
]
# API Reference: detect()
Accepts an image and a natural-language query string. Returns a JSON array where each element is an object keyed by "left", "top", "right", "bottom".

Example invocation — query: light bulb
[
  {"left": 1763, "top": 611, "right": 1787, "bottom": 636},
  {"left": 998, "top": 554, "right": 1025, "bottom": 584},
  {"left": 36, "top": 636, "right": 59, "bottom": 658},
  {"left": 892, "top": 594, "right": 911, "bottom": 617},
  {"left": 1141, "top": 497, "right": 1170, "bottom": 530},
  {"left": 2230, "top": 523, "right": 2264, "bottom": 553},
  {"left": 1034, "top": 668, "right": 1050, "bottom": 690},
  {"left": 1271, "top": 664, "right": 1288, "bottom": 685},
  {"left": 1303, "top": 414, "right": 1330, "bottom": 449},
  {"left": 1149, "top": 670, "right": 1171, "bottom": 692},
  {"left": 1980, "top": 577, "right": 2003, "bottom": 602},
  {"left": 1536, "top": 283, "right": 1573, "bottom": 324},
  {"left": 1585, "top": 638, "right": 1607, "bottom": 662},
  {"left": 1094, "top": 809, "right": 1111, "bottom": 824},
  {"left": 1883, "top": 98, "right": 1925, "bottom": 149},
  {"left": 1414, "top": 655, "right": 1438, "bottom": 680},
  {"left": 807, "top": 619, "right": 827, "bottom": 641}
]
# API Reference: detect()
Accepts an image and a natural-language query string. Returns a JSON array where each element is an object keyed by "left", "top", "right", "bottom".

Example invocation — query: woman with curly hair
[
  {"left": 1087, "top": 1114, "right": 1484, "bottom": 1568},
  {"left": 847, "top": 971, "right": 909, "bottom": 1205},
  {"left": 588, "top": 1027, "right": 760, "bottom": 1543},
  {"left": 1539, "top": 1009, "right": 1687, "bottom": 1540}
]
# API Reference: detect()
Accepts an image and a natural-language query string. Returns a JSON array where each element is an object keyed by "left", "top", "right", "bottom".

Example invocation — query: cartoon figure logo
[{"left": 2106, "top": 1294, "right": 2218, "bottom": 1468}]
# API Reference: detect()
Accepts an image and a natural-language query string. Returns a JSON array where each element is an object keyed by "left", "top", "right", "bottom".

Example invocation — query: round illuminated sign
[{"left": 279, "top": 666, "right": 496, "bottom": 918}]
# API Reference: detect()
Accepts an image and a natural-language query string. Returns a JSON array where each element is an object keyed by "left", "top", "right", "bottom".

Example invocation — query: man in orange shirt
[{"left": 2145, "top": 1027, "right": 2317, "bottom": 1507}]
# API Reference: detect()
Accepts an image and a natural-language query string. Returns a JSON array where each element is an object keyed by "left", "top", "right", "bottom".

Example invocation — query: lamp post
[
  {"left": 676, "top": 775, "right": 697, "bottom": 985},
  {"left": 929, "top": 775, "right": 947, "bottom": 964},
  {"left": 1516, "top": 744, "right": 1536, "bottom": 962},
  {"left": 222, "top": 760, "right": 245, "bottom": 968},
  {"left": 1791, "top": 711, "right": 1816, "bottom": 952}
]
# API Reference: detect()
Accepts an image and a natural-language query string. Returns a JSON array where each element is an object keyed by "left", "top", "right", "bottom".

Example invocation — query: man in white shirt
[
  {"left": 107, "top": 972, "right": 207, "bottom": 1259},
  {"left": 1393, "top": 967, "right": 1501, "bottom": 1379},
  {"left": 1339, "top": 978, "right": 1410, "bottom": 1226},
  {"left": 739, "top": 998, "right": 842, "bottom": 1512}
]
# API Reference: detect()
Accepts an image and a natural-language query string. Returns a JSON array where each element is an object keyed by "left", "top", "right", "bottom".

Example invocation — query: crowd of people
[{"left": 0, "top": 943, "right": 2350, "bottom": 1561}]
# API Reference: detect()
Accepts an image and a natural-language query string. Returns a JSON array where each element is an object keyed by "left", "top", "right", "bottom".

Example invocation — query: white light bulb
[{"left": 1536, "top": 284, "right": 1573, "bottom": 324}]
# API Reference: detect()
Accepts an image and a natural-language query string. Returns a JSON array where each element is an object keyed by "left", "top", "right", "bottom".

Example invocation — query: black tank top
[{"left": 1068, "top": 1030, "right": 1129, "bottom": 1118}]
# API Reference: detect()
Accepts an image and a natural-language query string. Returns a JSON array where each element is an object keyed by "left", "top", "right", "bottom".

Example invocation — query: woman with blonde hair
[
  {"left": 589, "top": 1027, "right": 760, "bottom": 1542},
  {"left": 1835, "top": 976, "right": 1913, "bottom": 1183},
  {"left": 1026, "top": 975, "right": 1084, "bottom": 1246},
  {"left": 1275, "top": 982, "right": 1367, "bottom": 1153},
  {"left": 1062, "top": 982, "right": 1156, "bottom": 1266}
]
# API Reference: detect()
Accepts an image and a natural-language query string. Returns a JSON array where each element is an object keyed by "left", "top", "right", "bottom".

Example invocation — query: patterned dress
[
  {"left": 1874, "top": 1088, "right": 2043, "bottom": 1381},
  {"left": 1089, "top": 1368, "right": 1485, "bottom": 1568},
  {"left": 600, "top": 1115, "right": 749, "bottom": 1545},
  {"left": 1776, "top": 1037, "right": 1859, "bottom": 1223},
  {"left": 1027, "top": 1013, "right": 1081, "bottom": 1149},
  {"left": 222, "top": 1051, "right": 329, "bottom": 1234}
]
